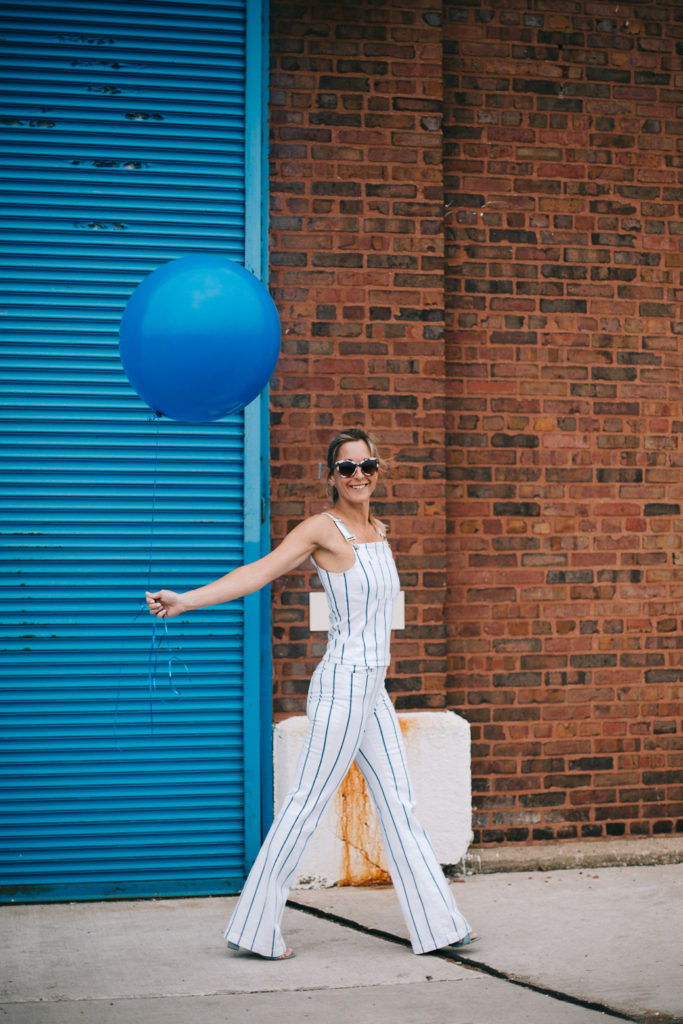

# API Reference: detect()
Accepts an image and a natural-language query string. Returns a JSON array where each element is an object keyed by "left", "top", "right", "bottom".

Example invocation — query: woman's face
[{"left": 330, "top": 439, "right": 379, "bottom": 505}]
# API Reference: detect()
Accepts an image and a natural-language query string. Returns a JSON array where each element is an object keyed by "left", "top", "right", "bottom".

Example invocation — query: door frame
[{"left": 242, "top": 0, "right": 273, "bottom": 869}]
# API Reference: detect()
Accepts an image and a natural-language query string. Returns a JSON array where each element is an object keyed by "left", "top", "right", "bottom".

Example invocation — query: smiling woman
[
  {"left": 327, "top": 427, "right": 381, "bottom": 492},
  {"left": 146, "top": 426, "right": 478, "bottom": 960}
]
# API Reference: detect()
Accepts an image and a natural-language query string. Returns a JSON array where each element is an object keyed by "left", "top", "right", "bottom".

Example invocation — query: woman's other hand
[{"left": 145, "top": 590, "right": 185, "bottom": 619}]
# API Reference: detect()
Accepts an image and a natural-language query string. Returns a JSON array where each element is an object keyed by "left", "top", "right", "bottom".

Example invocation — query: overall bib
[{"left": 224, "top": 514, "right": 471, "bottom": 957}]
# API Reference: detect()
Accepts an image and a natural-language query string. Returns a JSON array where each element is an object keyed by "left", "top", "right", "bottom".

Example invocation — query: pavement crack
[
  {"left": 288, "top": 898, "right": 412, "bottom": 952},
  {"left": 288, "top": 900, "right": 647, "bottom": 1024}
]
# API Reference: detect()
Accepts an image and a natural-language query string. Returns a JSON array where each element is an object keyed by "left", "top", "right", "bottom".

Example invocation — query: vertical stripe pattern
[
  {"left": 313, "top": 515, "right": 400, "bottom": 668},
  {"left": 225, "top": 515, "right": 471, "bottom": 956}
]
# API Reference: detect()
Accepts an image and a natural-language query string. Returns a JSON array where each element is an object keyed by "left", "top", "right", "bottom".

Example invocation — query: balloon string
[
  {"left": 147, "top": 412, "right": 161, "bottom": 587},
  {"left": 150, "top": 619, "right": 193, "bottom": 699},
  {"left": 114, "top": 606, "right": 192, "bottom": 750},
  {"left": 113, "top": 413, "right": 192, "bottom": 749}
]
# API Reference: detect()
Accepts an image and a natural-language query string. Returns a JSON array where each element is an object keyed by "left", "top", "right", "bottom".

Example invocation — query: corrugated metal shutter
[{"left": 0, "top": 0, "right": 264, "bottom": 900}]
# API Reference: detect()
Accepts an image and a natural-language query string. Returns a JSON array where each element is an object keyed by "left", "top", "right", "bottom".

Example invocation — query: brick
[
  {"left": 491, "top": 433, "right": 539, "bottom": 448},
  {"left": 493, "top": 502, "right": 541, "bottom": 517},
  {"left": 644, "top": 504, "right": 681, "bottom": 516}
]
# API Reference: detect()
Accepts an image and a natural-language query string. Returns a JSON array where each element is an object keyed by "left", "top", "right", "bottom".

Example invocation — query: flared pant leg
[
  {"left": 225, "top": 661, "right": 384, "bottom": 958},
  {"left": 224, "top": 661, "right": 471, "bottom": 957},
  {"left": 355, "top": 688, "right": 471, "bottom": 953}
]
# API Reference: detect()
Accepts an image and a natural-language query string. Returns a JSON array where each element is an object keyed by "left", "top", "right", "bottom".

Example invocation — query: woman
[{"left": 146, "top": 427, "right": 477, "bottom": 960}]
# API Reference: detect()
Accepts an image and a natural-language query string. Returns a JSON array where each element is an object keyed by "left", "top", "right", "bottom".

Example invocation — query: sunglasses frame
[{"left": 333, "top": 457, "right": 380, "bottom": 478}]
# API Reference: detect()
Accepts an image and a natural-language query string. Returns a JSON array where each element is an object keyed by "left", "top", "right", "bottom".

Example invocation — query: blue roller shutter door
[{"left": 0, "top": 0, "right": 265, "bottom": 900}]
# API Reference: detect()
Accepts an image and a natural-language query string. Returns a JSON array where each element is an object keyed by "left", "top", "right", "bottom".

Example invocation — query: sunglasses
[{"left": 333, "top": 458, "right": 380, "bottom": 478}]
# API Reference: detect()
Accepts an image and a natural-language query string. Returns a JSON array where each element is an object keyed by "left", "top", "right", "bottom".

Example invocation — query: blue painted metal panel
[{"left": 0, "top": 0, "right": 267, "bottom": 901}]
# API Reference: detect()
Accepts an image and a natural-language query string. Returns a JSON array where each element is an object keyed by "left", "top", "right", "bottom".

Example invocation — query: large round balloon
[{"left": 119, "top": 254, "right": 281, "bottom": 422}]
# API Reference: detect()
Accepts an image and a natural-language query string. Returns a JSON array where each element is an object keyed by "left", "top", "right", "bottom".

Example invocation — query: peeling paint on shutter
[{"left": 0, "top": 0, "right": 264, "bottom": 900}]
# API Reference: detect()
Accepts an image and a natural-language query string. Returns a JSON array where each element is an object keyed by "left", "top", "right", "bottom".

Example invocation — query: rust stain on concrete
[
  {"left": 334, "top": 761, "right": 390, "bottom": 886},
  {"left": 333, "top": 718, "right": 416, "bottom": 886}
]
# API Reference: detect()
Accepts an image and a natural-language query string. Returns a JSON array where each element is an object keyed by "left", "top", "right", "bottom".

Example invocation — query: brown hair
[{"left": 326, "top": 428, "right": 385, "bottom": 524}]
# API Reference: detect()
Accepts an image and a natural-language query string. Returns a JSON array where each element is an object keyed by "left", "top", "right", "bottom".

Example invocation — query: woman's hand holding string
[{"left": 145, "top": 589, "right": 186, "bottom": 619}]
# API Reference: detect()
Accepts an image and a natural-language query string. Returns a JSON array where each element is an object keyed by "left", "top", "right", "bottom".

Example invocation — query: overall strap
[
  {"left": 322, "top": 512, "right": 388, "bottom": 545},
  {"left": 322, "top": 511, "right": 358, "bottom": 548}
]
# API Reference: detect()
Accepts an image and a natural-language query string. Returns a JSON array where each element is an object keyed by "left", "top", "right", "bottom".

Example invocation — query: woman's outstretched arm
[{"left": 145, "top": 515, "right": 328, "bottom": 619}]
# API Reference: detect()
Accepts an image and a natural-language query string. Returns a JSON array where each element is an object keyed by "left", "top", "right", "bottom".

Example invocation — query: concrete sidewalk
[{"left": 1, "top": 862, "right": 681, "bottom": 1024}]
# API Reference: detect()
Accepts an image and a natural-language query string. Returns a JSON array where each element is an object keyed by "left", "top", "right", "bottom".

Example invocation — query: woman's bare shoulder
[
  {"left": 305, "top": 510, "right": 336, "bottom": 526},
  {"left": 295, "top": 511, "right": 340, "bottom": 541}
]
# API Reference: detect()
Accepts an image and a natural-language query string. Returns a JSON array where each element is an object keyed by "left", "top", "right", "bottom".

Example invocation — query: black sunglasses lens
[
  {"left": 335, "top": 458, "right": 379, "bottom": 477},
  {"left": 335, "top": 459, "right": 379, "bottom": 477}
]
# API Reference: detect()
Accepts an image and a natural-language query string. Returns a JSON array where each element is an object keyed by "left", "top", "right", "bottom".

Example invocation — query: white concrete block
[
  {"left": 309, "top": 589, "right": 405, "bottom": 631},
  {"left": 273, "top": 710, "right": 472, "bottom": 889}
]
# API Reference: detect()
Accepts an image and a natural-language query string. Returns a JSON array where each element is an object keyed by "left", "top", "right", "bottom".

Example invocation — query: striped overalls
[{"left": 224, "top": 513, "right": 471, "bottom": 957}]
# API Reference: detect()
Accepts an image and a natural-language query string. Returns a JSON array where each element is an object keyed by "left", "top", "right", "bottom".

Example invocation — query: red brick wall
[
  {"left": 268, "top": 0, "right": 682, "bottom": 845},
  {"left": 443, "top": 1, "right": 682, "bottom": 844},
  {"left": 268, "top": 1, "right": 450, "bottom": 715}
]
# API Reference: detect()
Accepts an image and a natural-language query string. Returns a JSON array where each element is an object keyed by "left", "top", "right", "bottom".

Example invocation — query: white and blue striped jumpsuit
[{"left": 224, "top": 513, "right": 471, "bottom": 957}]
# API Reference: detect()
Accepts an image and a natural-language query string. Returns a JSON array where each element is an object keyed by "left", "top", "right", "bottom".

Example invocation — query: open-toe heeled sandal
[
  {"left": 448, "top": 933, "right": 480, "bottom": 949},
  {"left": 227, "top": 941, "right": 295, "bottom": 960}
]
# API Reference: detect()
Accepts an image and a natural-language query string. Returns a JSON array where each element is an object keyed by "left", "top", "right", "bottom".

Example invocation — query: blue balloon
[{"left": 119, "top": 254, "right": 281, "bottom": 422}]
